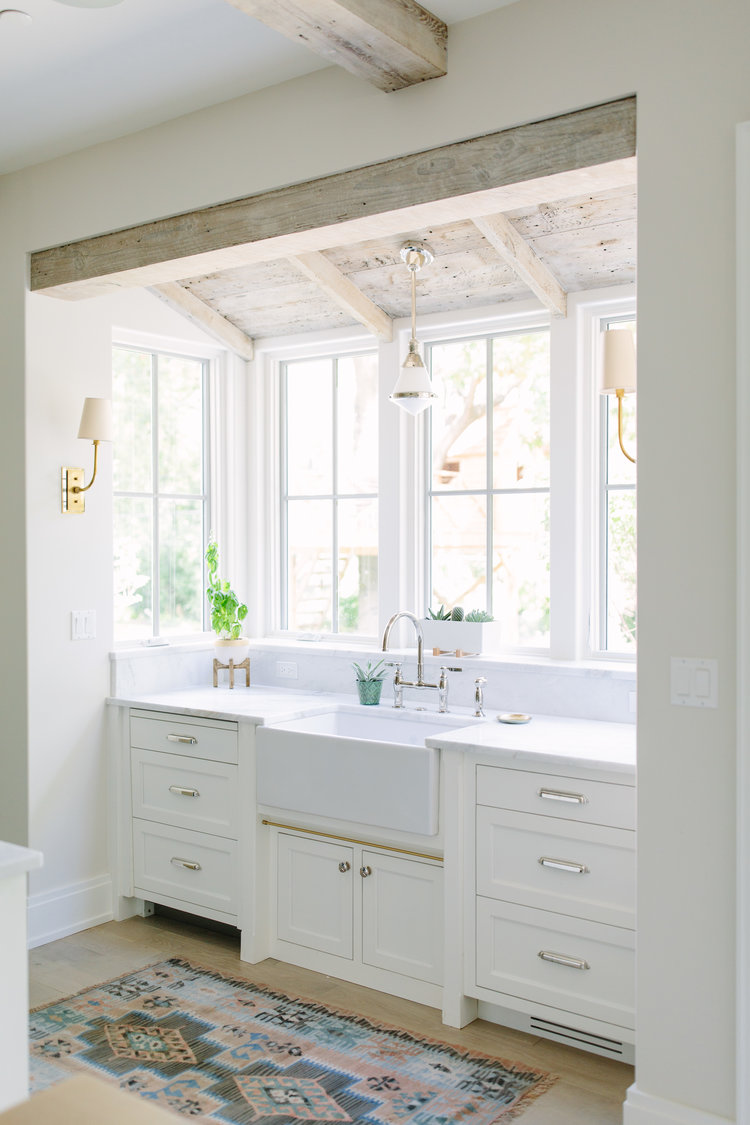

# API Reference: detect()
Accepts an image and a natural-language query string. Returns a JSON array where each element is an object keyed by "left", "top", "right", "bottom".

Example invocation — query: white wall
[
  {"left": 24, "top": 288, "right": 220, "bottom": 943},
  {"left": 2, "top": 0, "right": 749, "bottom": 1120}
]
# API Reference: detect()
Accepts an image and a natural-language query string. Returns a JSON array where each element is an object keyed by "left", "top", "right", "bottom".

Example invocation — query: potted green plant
[
  {"left": 352, "top": 659, "right": 387, "bottom": 706},
  {"left": 421, "top": 605, "right": 501, "bottom": 655},
  {"left": 206, "top": 537, "right": 249, "bottom": 664}
]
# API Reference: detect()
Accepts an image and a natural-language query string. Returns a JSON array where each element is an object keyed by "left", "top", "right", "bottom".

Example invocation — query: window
[
  {"left": 112, "top": 345, "right": 209, "bottom": 641},
  {"left": 425, "top": 328, "right": 551, "bottom": 648},
  {"left": 597, "top": 317, "right": 637, "bottom": 654},
  {"left": 281, "top": 351, "right": 379, "bottom": 636}
]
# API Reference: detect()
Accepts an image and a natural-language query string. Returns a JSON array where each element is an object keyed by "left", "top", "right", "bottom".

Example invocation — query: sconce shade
[
  {"left": 600, "top": 329, "right": 637, "bottom": 394},
  {"left": 77, "top": 397, "right": 113, "bottom": 442}
]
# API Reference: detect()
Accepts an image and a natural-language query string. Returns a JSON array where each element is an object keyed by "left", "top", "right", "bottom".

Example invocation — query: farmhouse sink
[{"left": 255, "top": 707, "right": 476, "bottom": 836}]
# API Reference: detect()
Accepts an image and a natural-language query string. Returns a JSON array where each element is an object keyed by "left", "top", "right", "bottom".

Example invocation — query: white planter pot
[
  {"left": 420, "top": 619, "right": 502, "bottom": 656},
  {"left": 214, "top": 637, "right": 250, "bottom": 665}
]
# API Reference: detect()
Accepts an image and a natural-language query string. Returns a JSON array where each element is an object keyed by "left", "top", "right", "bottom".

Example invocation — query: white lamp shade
[
  {"left": 601, "top": 329, "right": 637, "bottom": 394},
  {"left": 78, "top": 397, "right": 113, "bottom": 441},
  {"left": 389, "top": 359, "right": 437, "bottom": 416}
]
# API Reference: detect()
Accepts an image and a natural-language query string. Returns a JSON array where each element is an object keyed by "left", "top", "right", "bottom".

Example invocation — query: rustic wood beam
[
  {"left": 290, "top": 251, "right": 393, "bottom": 340},
  {"left": 31, "top": 98, "right": 636, "bottom": 301},
  {"left": 472, "top": 212, "right": 567, "bottom": 318},
  {"left": 151, "top": 282, "right": 255, "bottom": 360},
  {"left": 223, "top": 0, "right": 447, "bottom": 93}
]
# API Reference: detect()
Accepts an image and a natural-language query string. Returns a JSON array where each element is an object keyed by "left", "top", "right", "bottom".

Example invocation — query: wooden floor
[{"left": 29, "top": 912, "right": 632, "bottom": 1124}]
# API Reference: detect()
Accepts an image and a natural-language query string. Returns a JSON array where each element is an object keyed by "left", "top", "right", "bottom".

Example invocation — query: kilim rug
[{"left": 29, "top": 957, "right": 556, "bottom": 1123}]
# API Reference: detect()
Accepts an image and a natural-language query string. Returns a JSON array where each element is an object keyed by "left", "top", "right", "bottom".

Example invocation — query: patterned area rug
[{"left": 29, "top": 958, "right": 556, "bottom": 1123}]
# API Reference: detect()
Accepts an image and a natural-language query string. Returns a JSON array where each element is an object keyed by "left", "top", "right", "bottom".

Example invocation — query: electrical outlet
[{"left": 276, "top": 661, "right": 298, "bottom": 679}]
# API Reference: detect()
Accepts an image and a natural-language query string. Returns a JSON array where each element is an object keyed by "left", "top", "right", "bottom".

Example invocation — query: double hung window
[
  {"left": 112, "top": 344, "right": 209, "bottom": 641},
  {"left": 425, "top": 328, "right": 551, "bottom": 648},
  {"left": 280, "top": 351, "right": 379, "bottom": 637}
]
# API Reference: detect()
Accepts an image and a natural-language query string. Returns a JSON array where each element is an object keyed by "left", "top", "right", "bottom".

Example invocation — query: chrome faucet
[
  {"left": 474, "top": 676, "right": 487, "bottom": 718},
  {"left": 382, "top": 611, "right": 446, "bottom": 710}
]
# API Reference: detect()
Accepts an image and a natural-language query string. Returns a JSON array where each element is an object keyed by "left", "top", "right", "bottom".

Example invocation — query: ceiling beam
[
  {"left": 223, "top": 0, "right": 447, "bottom": 93},
  {"left": 290, "top": 251, "right": 393, "bottom": 340},
  {"left": 472, "top": 213, "right": 567, "bottom": 317},
  {"left": 30, "top": 98, "right": 636, "bottom": 300},
  {"left": 150, "top": 282, "right": 255, "bottom": 360}
]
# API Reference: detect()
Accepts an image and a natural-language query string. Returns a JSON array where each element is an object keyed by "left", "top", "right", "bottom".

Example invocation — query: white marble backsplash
[{"left": 110, "top": 640, "right": 636, "bottom": 724}]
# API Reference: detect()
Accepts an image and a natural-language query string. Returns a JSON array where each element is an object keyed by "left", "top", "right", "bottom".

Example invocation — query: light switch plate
[
  {"left": 71, "top": 609, "right": 96, "bottom": 640},
  {"left": 670, "top": 657, "right": 718, "bottom": 708}
]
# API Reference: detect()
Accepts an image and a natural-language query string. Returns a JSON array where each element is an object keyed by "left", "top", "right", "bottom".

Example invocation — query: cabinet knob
[
  {"left": 338, "top": 861, "right": 351, "bottom": 873},
  {"left": 359, "top": 865, "right": 372, "bottom": 878}
]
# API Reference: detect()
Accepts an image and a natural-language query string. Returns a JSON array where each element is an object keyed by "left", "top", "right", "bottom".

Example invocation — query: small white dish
[{"left": 497, "top": 712, "right": 532, "bottom": 724}]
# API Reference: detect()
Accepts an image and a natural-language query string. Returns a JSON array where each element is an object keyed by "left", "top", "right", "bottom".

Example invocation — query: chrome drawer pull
[
  {"left": 538, "top": 787, "right": 588, "bottom": 805},
  {"left": 170, "top": 857, "right": 201, "bottom": 871},
  {"left": 168, "top": 785, "right": 200, "bottom": 798},
  {"left": 167, "top": 734, "right": 198, "bottom": 745},
  {"left": 538, "top": 856, "right": 589, "bottom": 874},
  {"left": 538, "top": 950, "right": 590, "bottom": 971}
]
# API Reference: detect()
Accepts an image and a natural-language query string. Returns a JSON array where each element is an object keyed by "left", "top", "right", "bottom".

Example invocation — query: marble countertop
[
  {"left": 426, "top": 713, "right": 635, "bottom": 775},
  {"left": 109, "top": 686, "right": 635, "bottom": 775},
  {"left": 0, "top": 841, "right": 43, "bottom": 879}
]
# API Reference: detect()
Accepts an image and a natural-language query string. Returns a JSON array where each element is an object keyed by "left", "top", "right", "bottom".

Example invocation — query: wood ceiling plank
[
  {"left": 290, "top": 251, "right": 393, "bottom": 340},
  {"left": 224, "top": 0, "right": 447, "bottom": 92},
  {"left": 473, "top": 213, "right": 567, "bottom": 317},
  {"left": 30, "top": 99, "right": 636, "bottom": 300},
  {"left": 150, "top": 282, "right": 255, "bottom": 360}
]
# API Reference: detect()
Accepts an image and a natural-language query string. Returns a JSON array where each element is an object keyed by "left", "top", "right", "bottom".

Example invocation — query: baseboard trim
[
  {"left": 28, "top": 874, "right": 113, "bottom": 948},
  {"left": 624, "top": 1084, "right": 734, "bottom": 1125}
]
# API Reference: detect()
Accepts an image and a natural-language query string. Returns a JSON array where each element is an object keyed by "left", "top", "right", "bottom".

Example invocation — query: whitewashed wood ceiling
[{"left": 174, "top": 182, "right": 636, "bottom": 341}]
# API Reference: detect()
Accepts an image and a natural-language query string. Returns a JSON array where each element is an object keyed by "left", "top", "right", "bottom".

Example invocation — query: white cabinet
[
  {"left": 469, "top": 760, "right": 636, "bottom": 1061},
  {"left": 129, "top": 710, "right": 240, "bottom": 926},
  {"left": 272, "top": 828, "right": 443, "bottom": 1002}
]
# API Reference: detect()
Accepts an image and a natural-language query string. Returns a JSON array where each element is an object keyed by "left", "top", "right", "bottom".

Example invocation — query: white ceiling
[{"left": 0, "top": 0, "right": 519, "bottom": 175}]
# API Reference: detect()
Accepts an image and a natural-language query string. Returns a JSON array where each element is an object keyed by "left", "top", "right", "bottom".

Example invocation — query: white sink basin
[{"left": 256, "top": 707, "right": 475, "bottom": 835}]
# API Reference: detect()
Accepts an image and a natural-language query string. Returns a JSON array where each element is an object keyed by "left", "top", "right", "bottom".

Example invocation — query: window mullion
[
  {"left": 332, "top": 358, "right": 339, "bottom": 634},
  {"left": 151, "top": 352, "right": 160, "bottom": 638},
  {"left": 486, "top": 336, "right": 494, "bottom": 618}
]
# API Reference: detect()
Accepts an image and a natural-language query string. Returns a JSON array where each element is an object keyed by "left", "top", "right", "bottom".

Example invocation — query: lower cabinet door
[
  {"left": 361, "top": 851, "right": 443, "bottom": 984},
  {"left": 132, "top": 820, "right": 238, "bottom": 915},
  {"left": 277, "top": 832, "right": 354, "bottom": 959},
  {"left": 476, "top": 897, "right": 635, "bottom": 1030}
]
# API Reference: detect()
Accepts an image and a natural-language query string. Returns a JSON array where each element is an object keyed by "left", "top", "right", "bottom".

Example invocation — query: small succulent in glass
[{"left": 352, "top": 659, "right": 387, "bottom": 706}]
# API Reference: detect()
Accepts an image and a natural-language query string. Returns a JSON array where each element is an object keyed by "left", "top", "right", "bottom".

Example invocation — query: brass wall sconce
[
  {"left": 600, "top": 328, "right": 637, "bottom": 463},
  {"left": 61, "top": 397, "right": 113, "bottom": 514}
]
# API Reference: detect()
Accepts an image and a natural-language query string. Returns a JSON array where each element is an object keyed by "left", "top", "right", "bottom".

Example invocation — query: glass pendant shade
[{"left": 389, "top": 345, "right": 436, "bottom": 415}]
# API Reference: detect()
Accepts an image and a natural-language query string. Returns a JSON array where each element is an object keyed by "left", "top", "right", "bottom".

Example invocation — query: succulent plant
[
  {"left": 465, "top": 609, "right": 494, "bottom": 622},
  {"left": 352, "top": 659, "right": 387, "bottom": 682},
  {"left": 450, "top": 606, "right": 465, "bottom": 621},
  {"left": 427, "top": 605, "right": 452, "bottom": 620}
]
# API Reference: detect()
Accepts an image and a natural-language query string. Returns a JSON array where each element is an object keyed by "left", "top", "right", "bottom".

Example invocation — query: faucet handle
[{"left": 474, "top": 676, "right": 487, "bottom": 686}]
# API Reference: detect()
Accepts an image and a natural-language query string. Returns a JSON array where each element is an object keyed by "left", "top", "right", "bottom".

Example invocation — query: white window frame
[
  {"left": 278, "top": 345, "right": 380, "bottom": 638},
  {"left": 575, "top": 289, "right": 637, "bottom": 662},
  {"left": 112, "top": 327, "right": 227, "bottom": 646},
  {"left": 421, "top": 311, "right": 552, "bottom": 655},
  {"left": 254, "top": 287, "right": 635, "bottom": 663}
]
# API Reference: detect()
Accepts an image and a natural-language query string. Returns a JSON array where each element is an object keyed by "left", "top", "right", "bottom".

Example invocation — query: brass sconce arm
[{"left": 614, "top": 388, "right": 636, "bottom": 464}]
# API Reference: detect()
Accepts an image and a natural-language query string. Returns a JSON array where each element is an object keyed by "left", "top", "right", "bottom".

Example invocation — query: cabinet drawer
[
  {"left": 131, "top": 749, "right": 238, "bottom": 838},
  {"left": 133, "top": 820, "right": 238, "bottom": 915},
  {"left": 476, "top": 765, "right": 635, "bottom": 830},
  {"left": 130, "top": 711, "right": 238, "bottom": 764},
  {"left": 476, "top": 807, "right": 635, "bottom": 928},
  {"left": 476, "top": 898, "right": 635, "bottom": 1030}
]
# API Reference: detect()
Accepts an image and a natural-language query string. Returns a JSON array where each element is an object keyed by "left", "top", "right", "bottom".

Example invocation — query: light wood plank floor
[{"left": 29, "top": 913, "right": 632, "bottom": 1124}]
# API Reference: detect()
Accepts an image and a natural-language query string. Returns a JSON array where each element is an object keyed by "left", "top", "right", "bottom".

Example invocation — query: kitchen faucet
[{"left": 381, "top": 611, "right": 450, "bottom": 711}]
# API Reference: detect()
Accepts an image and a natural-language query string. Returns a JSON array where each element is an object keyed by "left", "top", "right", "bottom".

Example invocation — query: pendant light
[{"left": 389, "top": 242, "right": 436, "bottom": 415}]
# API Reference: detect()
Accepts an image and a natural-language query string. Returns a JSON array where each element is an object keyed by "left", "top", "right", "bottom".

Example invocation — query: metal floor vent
[{"left": 529, "top": 1016, "right": 625, "bottom": 1057}]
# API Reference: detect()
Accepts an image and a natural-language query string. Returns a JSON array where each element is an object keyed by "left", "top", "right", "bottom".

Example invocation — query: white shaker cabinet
[
  {"left": 466, "top": 758, "right": 636, "bottom": 1062},
  {"left": 271, "top": 827, "right": 444, "bottom": 1004},
  {"left": 128, "top": 710, "right": 241, "bottom": 926}
]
